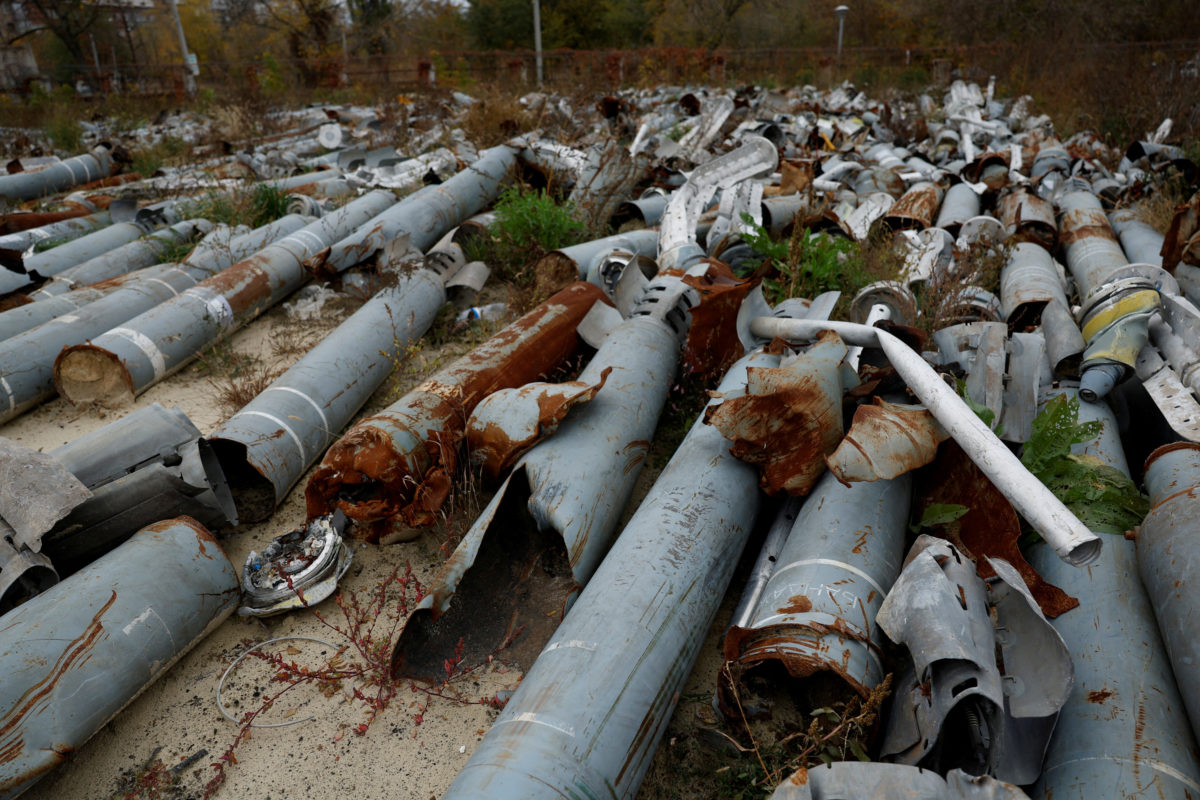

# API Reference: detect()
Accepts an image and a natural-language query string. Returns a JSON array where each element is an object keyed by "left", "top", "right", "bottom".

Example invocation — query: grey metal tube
[
  {"left": 0, "top": 209, "right": 112, "bottom": 255},
  {"left": 1139, "top": 442, "right": 1200, "bottom": 744},
  {"left": 998, "top": 189, "right": 1057, "bottom": 250},
  {"left": 1058, "top": 190, "right": 1128, "bottom": 301},
  {"left": 54, "top": 191, "right": 395, "bottom": 407},
  {"left": 392, "top": 313, "right": 679, "bottom": 680},
  {"left": 317, "top": 146, "right": 518, "bottom": 275},
  {"left": 0, "top": 517, "right": 238, "bottom": 799},
  {"left": 0, "top": 145, "right": 114, "bottom": 202},
  {"left": 540, "top": 229, "right": 659, "bottom": 280},
  {"left": 724, "top": 469, "right": 910, "bottom": 710},
  {"left": 0, "top": 217, "right": 308, "bottom": 423},
  {"left": 32, "top": 219, "right": 212, "bottom": 297},
  {"left": 207, "top": 267, "right": 445, "bottom": 522},
  {"left": 1, "top": 219, "right": 152, "bottom": 295},
  {"left": 1000, "top": 242, "right": 1066, "bottom": 328},
  {"left": 748, "top": 315, "right": 1102, "bottom": 566},
  {"left": 259, "top": 167, "right": 342, "bottom": 191},
  {"left": 442, "top": 348, "right": 765, "bottom": 800},
  {"left": 1029, "top": 391, "right": 1200, "bottom": 800},
  {"left": 761, "top": 194, "right": 808, "bottom": 235},
  {"left": 934, "top": 182, "right": 980, "bottom": 234},
  {"left": 0, "top": 286, "right": 108, "bottom": 343},
  {"left": 1109, "top": 208, "right": 1165, "bottom": 267}
]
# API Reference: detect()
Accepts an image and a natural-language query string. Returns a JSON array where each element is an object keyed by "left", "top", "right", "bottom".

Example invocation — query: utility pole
[
  {"left": 532, "top": 0, "right": 543, "bottom": 87},
  {"left": 165, "top": 0, "right": 197, "bottom": 95},
  {"left": 835, "top": 5, "right": 849, "bottom": 75}
]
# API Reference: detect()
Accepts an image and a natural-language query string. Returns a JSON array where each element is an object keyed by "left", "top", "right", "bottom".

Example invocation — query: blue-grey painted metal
[
  {"left": 32, "top": 219, "right": 213, "bottom": 298},
  {"left": 0, "top": 286, "right": 109, "bottom": 343},
  {"left": 0, "top": 146, "right": 114, "bottom": 202},
  {"left": 545, "top": 228, "right": 659, "bottom": 280},
  {"left": 935, "top": 182, "right": 981, "bottom": 233},
  {"left": 441, "top": 348, "right": 766, "bottom": 800},
  {"left": 207, "top": 266, "right": 445, "bottom": 522},
  {"left": 392, "top": 313, "right": 679, "bottom": 679},
  {"left": 0, "top": 210, "right": 112, "bottom": 254},
  {"left": 318, "top": 146, "right": 518, "bottom": 274},
  {"left": 1138, "top": 441, "right": 1200, "bottom": 744},
  {"left": 724, "top": 468, "right": 911, "bottom": 708},
  {"left": 54, "top": 191, "right": 395, "bottom": 407},
  {"left": 0, "top": 219, "right": 153, "bottom": 295},
  {"left": 0, "top": 217, "right": 308, "bottom": 423},
  {"left": 761, "top": 194, "right": 808, "bottom": 235},
  {"left": 1108, "top": 208, "right": 1165, "bottom": 267},
  {"left": 1000, "top": 242, "right": 1066, "bottom": 326},
  {"left": 1029, "top": 389, "right": 1200, "bottom": 800},
  {"left": 0, "top": 516, "right": 238, "bottom": 799},
  {"left": 768, "top": 763, "right": 1031, "bottom": 799}
]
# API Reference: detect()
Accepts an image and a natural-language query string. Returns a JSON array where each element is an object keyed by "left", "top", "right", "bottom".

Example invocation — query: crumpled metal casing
[
  {"left": 878, "top": 536, "right": 1073, "bottom": 784},
  {"left": 0, "top": 517, "right": 238, "bottom": 799},
  {"left": 768, "top": 763, "right": 1032, "bottom": 799}
]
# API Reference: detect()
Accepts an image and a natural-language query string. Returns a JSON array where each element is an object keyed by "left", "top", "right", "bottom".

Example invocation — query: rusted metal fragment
[
  {"left": 825, "top": 399, "right": 949, "bottom": 484},
  {"left": 915, "top": 442, "right": 1078, "bottom": 618},
  {"left": 305, "top": 282, "right": 608, "bottom": 540},
  {"left": 883, "top": 182, "right": 944, "bottom": 231},
  {"left": 682, "top": 260, "right": 760, "bottom": 379},
  {"left": 778, "top": 159, "right": 814, "bottom": 195},
  {"left": 0, "top": 437, "right": 91, "bottom": 551},
  {"left": 1162, "top": 193, "right": 1200, "bottom": 273},
  {"left": 997, "top": 190, "right": 1057, "bottom": 251},
  {"left": 466, "top": 369, "right": 611, "bottom": 479},
  {"left": 704, "top": 331, "right": 848, "bottom": 495}
]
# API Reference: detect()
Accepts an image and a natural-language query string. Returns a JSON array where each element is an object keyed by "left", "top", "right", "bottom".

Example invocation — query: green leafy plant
[
  {"left": 476, "top": 185, "right": 586, "bottom": 286},
  {"left": 739, "top": 213, "right": 872, "bottom": 307},
  {"left": 910, "top": 503, "right": 969, "bottom": 534},
  {"left": 1020, "top": 393, "right": 1149, "bottom": 534}
]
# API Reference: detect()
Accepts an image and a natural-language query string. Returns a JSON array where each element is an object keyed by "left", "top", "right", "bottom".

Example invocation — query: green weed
[{"left": 472, "top": 185, "right": 586, "bottom": 287}]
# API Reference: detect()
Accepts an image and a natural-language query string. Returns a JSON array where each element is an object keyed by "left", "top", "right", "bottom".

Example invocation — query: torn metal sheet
[
  {"left": 1042, "top": 298, "right": 1085, "bottom": 378},
  {"left": 1134, "top": 347, "right": 1200, "bottom": 441},
  {"left": 239, "top": 512, "right": 352, "bottom": 617},
  {"left": 441, "top": 346, "right": 763, "bottom": 800},
  {"left": 682, "top": 260, "right": 763, "bottom": 379},
  {"left": 705, "top": 331, "right": 850, "bottom": 496},
  {"left": 41, "top": 403, "right": 237, "bottom": 573},
  {"left": 1029, "top": 393, "right": 1200, "bottom": 800},
  {"left": 768, "top": 764, "right": 1031, "bottom": 799},
  {"left": 465, "top": 370, "right": 610, "bottom": 478},
  {"left": 914, "top": 442, "right": 1078, "bottom": 618},
  {"left": 748, "top": 316, "right": 1101, "bottom": 566},
  {"left": 826, "top": 398, "right": 949, "bottom": 483},
  {"left": 878, "top": 535, "right": 1073, "bottom": 784},
  {"left": 393, "top": 313, "right": 677, "bottom": 681},
  {"left": 0, "top": 437, "right": 91, "bottom": 551},
  {"left": 0, "top": 527, "right": 58, "bottom": 616},
  {"left": 305, "top": 282, "right": 609, "bottom": 541},
  {"left": 933, "top": 321, "right": 1007, "bottom": 425},
  {"left": 0, "top": 517, "right": 238, "bottom": 799},
  {"left": 721, "top": 468, "right": 910, "bottom": 720},
  {"left": 1139, "top": 445, "right": 1200, "bottom": 738}
]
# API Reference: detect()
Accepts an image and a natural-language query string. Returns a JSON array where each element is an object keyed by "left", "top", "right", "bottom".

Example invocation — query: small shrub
[{"left": 475, "top": 185, "right": 586, "bottom": 287}]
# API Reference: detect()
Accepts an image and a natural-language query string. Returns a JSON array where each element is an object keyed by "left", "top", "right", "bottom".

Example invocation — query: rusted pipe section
[
  {"left": 883, "top": 181, "right": 944, "bottom": 231},
  {"left": 304, "top": 282, "right": 610, "bottom": 541},
  {"left": 998, "top": 189, "right": 1057, "bottom": 250},
  {"left": 749, "top": 315, "right": 1102, "bottom": 566},
  {"left": 0, "top": 207, "right": 117, "bottom": 256},
  {"left": 1138, "top": 442, "right": 1200, "bottom": 743},
  {"left": 441, "top": 347, "right": 764, "bottom": 800},
  {"left": 207, "top": 265, "right": 447, "bottom": 523},
  {"left": 0, "top": 206, "right": 94, "bottom": 235},
  {"left": 1029, "top": 391, "right": 1200, "bottom": 800},
  {"left": 0, "top": 517, "right": 238, "bottom": 799},
  {"left": 315, "top": 145, "right": 518, "bottom": 276},
  {"left": 392, "top": 311, "right": 679, "bottom": 680},
  {"left": 32, "top": 219, "right": 212, "bottom": 298},
  {"left": 720, "top": 468, "right": 910, "bottom": 718},
  {"left": 0, "top": 217, "right": 308, "bottom": 424},
  {"left": 1000, "top": 242, "right": 1068, "bottom": 330},
  {"left": 0, "top": 145, "right": 115, "bottom": 202},
  {"left": 53, "top": 191, "right": 395, "bottom": 407}
]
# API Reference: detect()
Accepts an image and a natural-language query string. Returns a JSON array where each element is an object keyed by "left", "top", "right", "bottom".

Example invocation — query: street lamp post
[
  {"left": 165, "top": 0, "right": 196, "bottom": 95},
  {"left": 532, "top": 0, "right": 544, "bottom": 87},
  {"left": 835, "top": 4, "right": 849, "bottom": 74}
]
